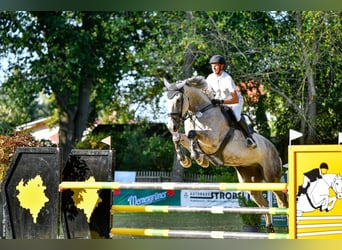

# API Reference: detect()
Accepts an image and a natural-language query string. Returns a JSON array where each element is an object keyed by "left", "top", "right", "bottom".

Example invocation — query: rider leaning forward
[{"left": 206, "top": 54, "right": 257, "bottom": 148}]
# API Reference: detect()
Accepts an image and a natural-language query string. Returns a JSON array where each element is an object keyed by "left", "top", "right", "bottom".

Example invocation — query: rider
[
  {"left": 297, "top": 162, "right": 329, "bottom": 197},
  {"left": 206, "top": 54, "right": 257, "bottom": 148}
]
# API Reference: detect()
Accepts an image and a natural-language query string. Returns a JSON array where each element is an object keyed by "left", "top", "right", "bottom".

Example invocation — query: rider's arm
[{"left": 223, "top": 90, "right": 239, "bottom": 104}]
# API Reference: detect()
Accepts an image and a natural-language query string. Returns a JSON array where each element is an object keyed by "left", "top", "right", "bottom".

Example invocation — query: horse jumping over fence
[
  {"left": 296, "top": 173, "right": 342, "bottom": 216},
  {"left": 164, "top": 76, "right": 288, "bottom": 233}
]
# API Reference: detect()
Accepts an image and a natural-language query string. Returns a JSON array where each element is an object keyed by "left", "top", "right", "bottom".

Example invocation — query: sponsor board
[
  {"left": 181, "top": 190, "right": 245, "bottom": 207},
  {"left": 113, "top": 189, "right": 180, "bottom": 205}
]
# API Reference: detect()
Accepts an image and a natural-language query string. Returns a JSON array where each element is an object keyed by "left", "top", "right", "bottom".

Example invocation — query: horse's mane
[{"left": 186, "top": 76, "right": 215, "bottom": 99}]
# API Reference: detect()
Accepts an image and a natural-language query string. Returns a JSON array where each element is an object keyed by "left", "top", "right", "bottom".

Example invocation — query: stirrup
[{"left": 246, "top": 137, "right": 257, "bottom": 148}]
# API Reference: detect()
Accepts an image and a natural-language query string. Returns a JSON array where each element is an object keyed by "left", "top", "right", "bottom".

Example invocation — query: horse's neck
[
  {"left": 185, "top": 87, "right": 211, "bottom": 113},
  {"left": 322, "top": 174, "right": 337, "bottom": 187}
]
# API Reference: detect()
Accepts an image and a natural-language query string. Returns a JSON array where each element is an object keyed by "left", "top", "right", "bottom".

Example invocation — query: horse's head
[
  {"left": 164, "top": 79, "right": 189, "bottom": 133},
  {"left": 332, "top": 174, "right": 342, "bottom": 199}
]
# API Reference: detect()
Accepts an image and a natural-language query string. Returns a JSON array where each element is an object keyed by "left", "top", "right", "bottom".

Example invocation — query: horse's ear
[
  {"left": 175, "top": 80, "right": 186, "bottom": 89},
  {"left": 164, "top": 78, "right": 171, "bottom": 90}
]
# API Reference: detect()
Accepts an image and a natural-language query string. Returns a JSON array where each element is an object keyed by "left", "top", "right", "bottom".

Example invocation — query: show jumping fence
[
  {"left": 4, "top": 145, "right": 342, "bottom": 239},
  {"left": 58, "top": 181, "right": 295, "bottom": 239}
]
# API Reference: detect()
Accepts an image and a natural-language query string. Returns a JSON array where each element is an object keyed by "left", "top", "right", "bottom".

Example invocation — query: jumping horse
[
  {"left": 164, "top": 76, "right": 288, "bottom": 233},
  {"left": 296, "top": 173, "right": 342, "bottom": 216}
]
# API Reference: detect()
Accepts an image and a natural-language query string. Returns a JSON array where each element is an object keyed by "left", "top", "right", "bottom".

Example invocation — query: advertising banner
[
  {"left": 113, "top": 189, "right": 180, "bottom": 205},
  {"left": 113, "top": 171, "right": 180, "bottom": 205},
  {"left": 181, "top": 190, "right": 245, "bottom": 207}
]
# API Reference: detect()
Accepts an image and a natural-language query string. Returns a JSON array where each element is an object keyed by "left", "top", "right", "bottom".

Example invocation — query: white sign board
[
  {"left": 114, "top": 171, "right": 136, "bottom": 182},
  {"left": 181, "top": 190, "right": 248, "bottom": 207}
]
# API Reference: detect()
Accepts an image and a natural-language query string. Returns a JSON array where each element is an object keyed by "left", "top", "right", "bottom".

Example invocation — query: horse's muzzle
[{"left": 337, "top": 193, "right": 342, "bottom": 199}]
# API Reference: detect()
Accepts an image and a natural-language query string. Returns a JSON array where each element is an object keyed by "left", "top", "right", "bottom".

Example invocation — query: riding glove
[{"left": 211, "top": 99, "right": 224, "bottom": 106}]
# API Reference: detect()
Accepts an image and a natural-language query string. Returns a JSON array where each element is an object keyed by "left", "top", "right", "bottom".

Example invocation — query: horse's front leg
[
  {"left": 312, "top": 194, "right": 332, "bottom": 211},
  {"left": 172, "top": 132, "right": 192, "bottom": 168},
  {"left": 187, "top": 130, "right": 209, "bottom": 168},
  {"left": 325, "top": 196, "right": 337, "bottom": 211},
  {"left": 187, "top": 130, "right": 200, "bottom": 159}
]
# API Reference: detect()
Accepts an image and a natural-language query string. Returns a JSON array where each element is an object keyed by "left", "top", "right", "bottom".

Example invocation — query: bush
[{"left": 0, "top": 131, "right": 42, "bottom": 184}]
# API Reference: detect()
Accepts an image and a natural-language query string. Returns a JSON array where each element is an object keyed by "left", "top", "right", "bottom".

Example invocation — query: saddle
[
  {"left": 193, "top": 106, "right": 255, "bottom": 166},
  {"left": 220, "top": 106, "right": 254, "bottom": 133}
]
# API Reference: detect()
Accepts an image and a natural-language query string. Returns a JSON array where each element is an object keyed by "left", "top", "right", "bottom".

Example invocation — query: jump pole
[
  {"left": 59, "top": 181, "right": 293, "bottom": 239},
  {"left": 110, "top": 228, "right": 290, "bottom": 239},
  {"left": 111, "top": 205, "right": 289, "bottom": 215},
  {"left": 59, "top": 181, "right": 288, "bottom": 192}
]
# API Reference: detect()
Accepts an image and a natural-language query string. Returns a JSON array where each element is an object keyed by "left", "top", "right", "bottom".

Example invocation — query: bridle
[
  {"left": 167, "top": 88, "right": 189, "bottom": 127},
  {"left": 167, "top": 87, "right": 215, "bottom": 130}
]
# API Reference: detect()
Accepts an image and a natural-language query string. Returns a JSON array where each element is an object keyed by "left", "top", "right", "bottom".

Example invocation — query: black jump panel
[
  {"left": 61, "top": 149, "right": 114, "bottom": 239},
  {"left": 1, "top": 147, "right": 61, "bottom": 239}
]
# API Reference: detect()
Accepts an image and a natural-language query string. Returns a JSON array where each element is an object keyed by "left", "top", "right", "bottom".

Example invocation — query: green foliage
[
  {"left": 1, "top": 11, "right": 342, "bottom": 169},
  {"left": 184, "top": 165, "right": 239, "bottom": 183},
  {"left": 77, "top": 124, "right": 174, "bottom": 171},
  {"left": 0, "top": 67, "right": 50, "bottom": 133}
]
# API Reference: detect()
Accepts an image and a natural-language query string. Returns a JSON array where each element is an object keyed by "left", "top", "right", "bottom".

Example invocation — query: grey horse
[{"left": 164, "top": 76, "right": 288, "bottom": 233}]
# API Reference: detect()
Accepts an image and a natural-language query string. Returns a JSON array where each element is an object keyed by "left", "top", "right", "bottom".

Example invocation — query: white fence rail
[{"left": 135, "top": 171, "right": 219, "bottom": 182}]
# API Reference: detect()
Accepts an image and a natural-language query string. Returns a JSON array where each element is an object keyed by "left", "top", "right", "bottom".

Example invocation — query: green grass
[{"left": 111, "top": 212, "right": 288, "bottom": 239}]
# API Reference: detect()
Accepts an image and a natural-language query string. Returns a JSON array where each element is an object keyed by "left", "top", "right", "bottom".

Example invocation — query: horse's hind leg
[
  {"left": 263, "top": 170, "right": 288, "bottom": 208},
  {"left": 235, "top": 166, "right": 275, "bottom": 233},
  {"left": 272, "top": 190, "right": 288, "bottom": 208},
  {"left": 250, "top": 190, "right": 275, "bottom": 233}
]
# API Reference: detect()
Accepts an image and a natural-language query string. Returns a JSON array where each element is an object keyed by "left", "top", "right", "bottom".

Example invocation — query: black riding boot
[{"left": 238, "top": 119, "right": 257, "bottom": 148}]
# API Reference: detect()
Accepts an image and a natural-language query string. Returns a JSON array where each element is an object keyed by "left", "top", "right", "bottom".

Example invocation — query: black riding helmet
[
  {"left": 209, "top": 55, "right": 226, "bottom": 65},
  {"left": 320, "top": 162, "right": 329, "bottom": 170}
]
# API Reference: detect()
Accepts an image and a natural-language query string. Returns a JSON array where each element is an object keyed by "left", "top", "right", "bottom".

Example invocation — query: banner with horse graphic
[{"left": 289, "top": 145, "right": 342, "bottom": 239}]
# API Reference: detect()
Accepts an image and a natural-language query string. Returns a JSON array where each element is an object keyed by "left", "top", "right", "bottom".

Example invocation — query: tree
[
  {"left": 0, "top": 67, "right": 49, "bottom": 134},
  {"left": 0, "top": 11, "right": 153, "bottom": 166},
  {"left": 1, "top": 11, "right": 341, "bottom": 170},
  {"left": 264, "top": 11, "right": 342, "bottom": 145}
]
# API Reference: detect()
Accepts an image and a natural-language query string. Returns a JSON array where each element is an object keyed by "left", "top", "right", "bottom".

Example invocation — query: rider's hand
[{"left": 211, "top": 99, "right": 224, "bottom": 106}]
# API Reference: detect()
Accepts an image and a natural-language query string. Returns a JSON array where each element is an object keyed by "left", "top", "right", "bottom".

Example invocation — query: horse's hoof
[
  {"left": 180, "top": 157, "right": 192, "bottom": 168},
  {"left": 200, "top": 159, "right": 209, "bottom": 168},
  {"left": 266, "top": 224, "right": 275, "bottom": 233}
]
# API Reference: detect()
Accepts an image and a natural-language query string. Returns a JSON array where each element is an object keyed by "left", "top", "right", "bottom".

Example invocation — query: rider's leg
[
  {"left": 230, "top": 104, "right": 256, "bottom": 148},
  {"left": 297, "top": 176, "right": 311, "bottom": 197},
  {"left": 237, "top": 118, "right": 257, "bottom": 148}
]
